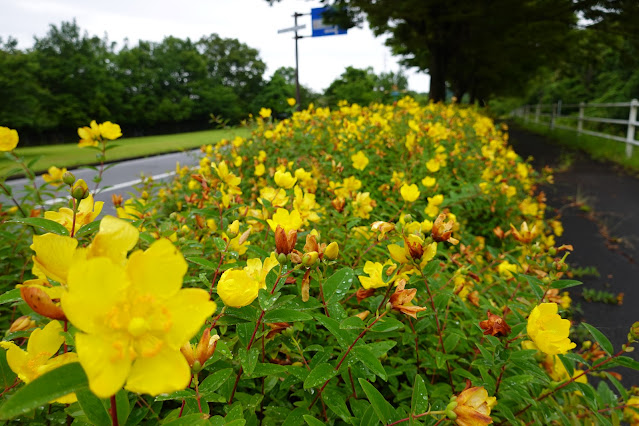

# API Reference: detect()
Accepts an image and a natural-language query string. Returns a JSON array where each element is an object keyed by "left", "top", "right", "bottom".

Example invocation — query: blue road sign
[{"left": 311, "top": 7, "right": 347, "bottom": 37}]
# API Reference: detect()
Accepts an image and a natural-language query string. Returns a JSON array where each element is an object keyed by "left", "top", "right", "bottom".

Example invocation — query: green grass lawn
[
  {"left": 513, "top": 119, "right": 639, "bottom": 173},
  {"left": 1, "top": 127, "right": 252, "bottom": 178}
]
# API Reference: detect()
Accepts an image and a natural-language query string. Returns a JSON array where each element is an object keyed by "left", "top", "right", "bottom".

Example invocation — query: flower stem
[
  {"left": 386, "top": 410, "right": 446, "bottom": 426},
  {"left": 422, "top": 274, "right": 454, "bottom": 389},
  {"left": 110, "top": 395, "right": 119, "bottom": 426}
]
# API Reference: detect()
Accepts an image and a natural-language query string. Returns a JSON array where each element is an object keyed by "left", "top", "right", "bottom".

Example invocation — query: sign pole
[{"left": 294, "top": 12, "right": 302, "bottom": 111}]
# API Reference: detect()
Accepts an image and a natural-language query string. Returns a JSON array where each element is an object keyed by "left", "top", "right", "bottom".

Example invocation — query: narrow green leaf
[
  {"left": 524, "top": 275, "right": 544, "bottom": 300},
  {"left": 5, "top": 218, "right": 69, "bottom": 236},
  {"left": 551, "top": 279, "right": 582, "bottom": 290},
  {"left": 0, "top": 289, "right": 21, "bottom": 305},
  {"left": 162, "top": 413, "right": 209, "bottom": 426},
  {"left": 304, "top": 363, "right": 338, "bottom": 389},
  {"left": 323, "top": 268, "right": 355, "bottom": 303},
  {"left": 263, "top": 309, "right": 312, "bottom": 323},
  {"left": 198, "top": 368, "right": 233, "bottom": 394},
  {"left": 614, "top": 356, "right": 639, "bottom": 371},
  {"left": 303, "top": 415, "right": 326, "bottom": 426},
  {"left": 212, "top": 237, "right": 228, "bottom": 251},
  {"left": 322, "top": 388, "right": 352, "bottom": 421},
  {"left": 582, "top": 323, "right": 614, "bottom": 355},
  {"left": 0, "top": 362, "right": 88, "bottom": 420},
  {"left": 443, "top": 333, "right": 460, "bottom": 353},
  {"left": 340, "top": 316, "right": 366, "bottom": 330},
  {"left": 258, "top": 289, "right": 280, "bottom": 311},
  {"left": 358, "top": 379, "right": 396, "bottom": 424},
  {"left": 410, "top": 375, "right": 428, "bottom": 415},
  {"left": 186, "top": 257, "right": 218, "bottom": 270},
  {"left": 76, "top": 389, "right": 111, "bottom": 426},
  {"left": 239, "top": 348, "right": 259, "bottom": 376},
  {"left": 314, "top": 314, "right": 357, "bottom": 349},
  {"left": 557, "top": 354, "right": 574, "bottom": 377},
  {"left": 74, "top": 221, "right": 101, "bottom": 238},
  {"left": 351, "top": 346, "right": 386, "bottom": 380}
]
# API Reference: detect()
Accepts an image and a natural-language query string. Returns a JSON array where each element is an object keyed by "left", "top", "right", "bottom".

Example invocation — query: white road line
[{"left": 44, "top": 171, "right": 177, "bottom": 205}]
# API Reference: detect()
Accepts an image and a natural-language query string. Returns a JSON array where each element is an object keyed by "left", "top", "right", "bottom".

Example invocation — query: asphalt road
[{"left": 4, "top": 150, "right": 202, "bottom": 215}]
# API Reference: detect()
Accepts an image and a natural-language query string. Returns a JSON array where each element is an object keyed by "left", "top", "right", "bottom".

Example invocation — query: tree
[{"left": 324, "top": 66, "right": 379, "bottom": 106}]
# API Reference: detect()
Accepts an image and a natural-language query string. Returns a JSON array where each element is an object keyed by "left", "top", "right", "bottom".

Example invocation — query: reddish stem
[
  {"left": 422, "top": 275, "right": 454, "bottom": 389},
  {"left": 110, "top": 395, "right": 119, "bottom": 426}
]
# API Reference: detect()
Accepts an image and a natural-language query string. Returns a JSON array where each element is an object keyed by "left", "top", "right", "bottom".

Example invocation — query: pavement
[{"left": 508, "top": 123, "right": 639, "bottom": 387}]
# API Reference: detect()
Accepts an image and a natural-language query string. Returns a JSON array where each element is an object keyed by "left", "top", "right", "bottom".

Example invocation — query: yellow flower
[
  {"left": 287, "top": 98, "right": 296, "bottom": 106},
  {"left": 267, "top": 208, "right": 303, "bottom": 232},
  {"left": 31, "top": 234, "right": 78, "bottom": 284},
  {"left": 213, "top": 161, "right": 241, "bottom": 188},
  {"left": 527, "top": 303, "right": 576, "bottom": 356},
  {"left": 497, "top": 260, "right": 518, "bottom": 278},
  {"left": 255, "top": 163, "right": 265, "bottom": 176},
  {"left": 452, "top": 386, "right": 496, "bottom": 426},
  {"left": 388, "top": 237, "right": 437, "bottom": 269},
  {"left": 352, "top": 192, "right": 375, "bottom": 219},
  {"left": 217, "top": 254, "right": 279, "bottom": 307},
  {"left": 545, "top": 355, "right": 587, "bottom": 384},
  {"left": 0, "top": 321, "right": 78, "bottom": 403},
  {"left": 42, "top": 166, "right": 68, "bottom": 186},
  {"left": 116, "top": 198, "right": 144, "bottom": 220},
  {"left": 421, "top": 176, "right": 436, "bottom": 187},
  {"left": 274, "top": 170, "right": 297, "bottom": 189},
  {"left": 259, "top": 108, "right": 272, "bottom": 118},
  {"left": 61, "top": 238, "right": 216, "bottom": 398},
  {"left": 400, "top": 183, "right": 420, "bottom": 202},
  {"left": 624, "top": 397, "right": 639, "bottom": 425},
  {"left": 351, "top": 151, "right": 369, "bottom": 171},
  {"left": 44, "top": 194, "right": 104, "bottom": 235},
  {"left": 426, "top": 158, "right": 440, "bottom": 173},
  {"left": 99, "top": 121, "right": 122, "bottom": 140},
  {"left": 358, "top": 261, "right": 394, "bottom": 289},
  {"left": 0, "top": 126, "right": 19, "bottom": 151},
  {"left": 78, "top": 120, "right": 101, "bottom": 147}
]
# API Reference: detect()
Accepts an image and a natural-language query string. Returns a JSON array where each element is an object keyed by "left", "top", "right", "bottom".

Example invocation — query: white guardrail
[{"left": 512, "top": 99, "right": 639, "bottom": 158}]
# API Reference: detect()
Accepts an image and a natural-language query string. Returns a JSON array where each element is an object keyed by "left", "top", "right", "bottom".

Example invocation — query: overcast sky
[{"left": 0, "top": 0, "right": 431, "bottom": 93}]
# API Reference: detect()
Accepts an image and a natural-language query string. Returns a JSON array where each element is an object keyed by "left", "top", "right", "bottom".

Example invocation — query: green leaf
[
  {"left": 614, "top": 356, "right": 639, "bottom": 371},
  {"left": 258, "top": 289, "right": 280, "bottom": 311},
  {"left": 0, "top": 350, "right": 16, "bottom": 388},
  {"left": 322, "top": 388, "right": 352, "bottom": 421},
  {"left": 5, "top": 218, "right": 69, "bottom": 236},
  {"left": 524, "top": 275, "right": 544, "bottom": 300},
  {"left": 199, "top": 368, "right": 233, "bottom": 394},
  {"left": 0, "top": 362, "right": 88, "bottom": 420},
  {"left": 340, "top": 316, "right": 366, "bottom": 330},
  {"left": 358, "top": 379, "right": 396, "bottom": 424},
  {"left": 551, "top": 279, "right": 582, "bottom": 290},
  {"left": 74, "top": 221, "right": 101, "bottom": 238},
  {"left": 213, "top": 237, "right": 228, "bottom": 251},
  {"left": 0, "top": 289, "right": 21, "bottom": 305},
  {"left": 76, "top": 389, "right": 111, "bottom": 426},
  {"left": 351, "top": 346, "right": 386, "bottom": 380},
  {"left": 314, "top": 314, "right": 357, "bottom": 349},
  {"left": 323, "top": 268, "right": 355, "bottom": 303},
  {"left": 304, "top": 363, "right": 338, "bottom": 389},
  {"left": 162, "top": 413, "right": 210, "bottom": 426},
  {"left": 557, "top": 354, "right": 574, "bottom": 377},
  {"left": 411, "top": 375, "right": 428, "bottom": 415},
  {"left": 186, "top": 257, "right": 218, "bottom": 270},
  {"left": 263, "top": 309, "right": 312, "bottom": 323},
  {"left": 239, "top": 348, "right": 259, "bottom": 376},
  {"left": 443, "top": 333, "right": 460, "bottom": 353},
  {"left": 370, "top": 317, "right": 404, "bottom": 333},
  {"left": 303, "top": 415, "right": 326, "bottom": 426},
  {"left": 582, "top": 323, "right": 614, "bottom": 355}
]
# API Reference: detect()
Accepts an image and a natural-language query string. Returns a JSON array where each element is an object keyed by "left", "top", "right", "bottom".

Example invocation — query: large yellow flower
[
  {"left": 44, "top": 194, "right": 104, "bottom": 235},
  {"left": 0, "top": 321, "right": 78, "bottom": 403},
  {"left": 267, "top": 208, "right": 303, "bottom": 232},
  {"left": 217, "top": 254, "right": 279, "bottom": 307},
  {"left": 527, "top": 303, "right": 576, "bottom": 356},
  {"left": 358, "top": 261, "right": 394, "bottom": 289},
  {"left": 31, "top": 234, "right": 78, "bottom": 284},
  {"left": 400, "top": 183, "right": 420, "bottom": 202},
  {"left": 78, "top": 120, "right": 101, "bottom": 147},
  {"left": 0, "top": 126, "right": 19, "bottom": 151},
  {"left": 61, "top": 238, "right": 216, "bottom": 398},
  {"left": 99, "top": 121, "right": 122, "bottom": 140}
]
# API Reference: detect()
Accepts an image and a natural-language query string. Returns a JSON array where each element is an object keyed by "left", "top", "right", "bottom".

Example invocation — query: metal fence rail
[{"left": 512, "top": 99, "right": 639, "bottom": 157}]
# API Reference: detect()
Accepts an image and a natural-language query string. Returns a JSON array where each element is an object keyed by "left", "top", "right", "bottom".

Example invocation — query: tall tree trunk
[{"left": 428, "top": 46, "right": 447, "bottom": 102}]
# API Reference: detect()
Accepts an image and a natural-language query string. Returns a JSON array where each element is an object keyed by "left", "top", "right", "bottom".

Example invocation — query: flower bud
[
  {"left": 62, "top": 171, "right": 76, "bottom": 186},
  {"left": 8, "top": 315, "right": 36, "bottom": 333},
  {"left": 302, "top": 251, "right": 319, "bottom": 268},
  {"left": 324, "top": 242, "right": 339, "bottom": 260},
  {"left": 289, "top": 251, "right": 302, "bottom": 264},
  {"left": 275, "top": 225, "right": 297, "bottom": 255},
  {"left": 71, "top": 179, "right": 90, "bottom": 200},
  {"left": 141, "top": 190, "right": 149, "bottom": 200}
]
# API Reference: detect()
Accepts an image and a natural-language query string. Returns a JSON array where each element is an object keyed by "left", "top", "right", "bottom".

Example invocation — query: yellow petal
[
  {"left": 126, "top": 239, "right": 187, "bottom": 298},
  {"left": 31, "top": 234, "right": 78, "bottom": 284},
  {"left": 63, "top": 257, "right": 129, "bottom": 334},
  {"left": 163, "top": 289, "right": 216, "bottom": 349},
  {"left": 3, "top": 343, "right": 31, "bottom": 382},
  {"left": 88, "top": 216, "right": 138, "bottom": 263},
  {"left": 26, "top": 320, "right": 63, "bottom": 356},
  {"left": 125, "top": 346, "right": 190, "bottom": 396},
  {"left": 76, "top": 332, "right": 132, "bottom": 398}
]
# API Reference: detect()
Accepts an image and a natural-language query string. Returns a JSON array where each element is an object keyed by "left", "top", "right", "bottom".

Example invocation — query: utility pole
[{"left": 278, "top": 13, "right": 307, "bottom": 111}]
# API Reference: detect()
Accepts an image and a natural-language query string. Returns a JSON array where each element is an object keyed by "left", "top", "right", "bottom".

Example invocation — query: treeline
[{"left": 0, "top": 21, "right": 415, "bottom": 146}]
